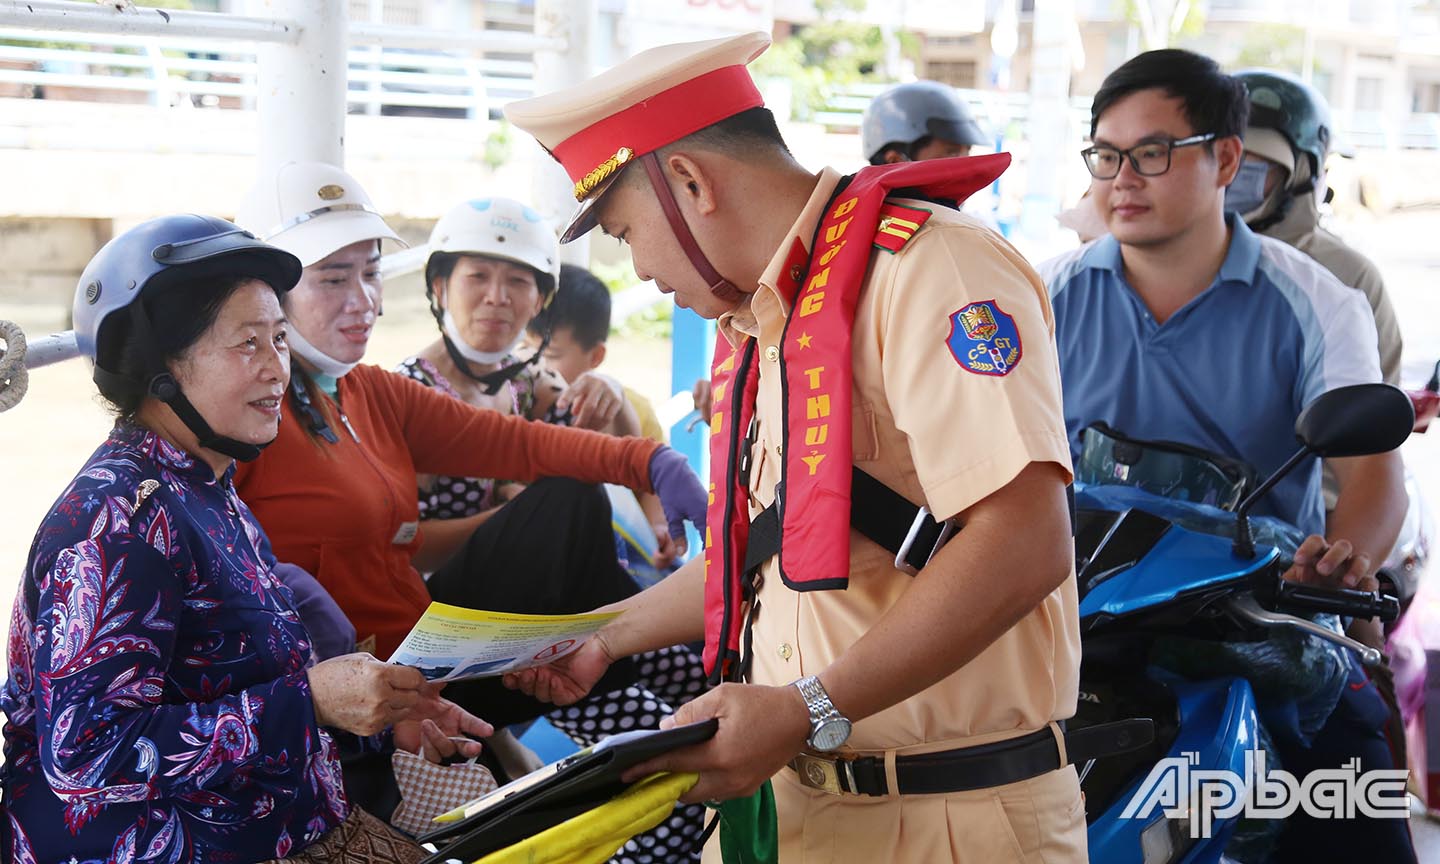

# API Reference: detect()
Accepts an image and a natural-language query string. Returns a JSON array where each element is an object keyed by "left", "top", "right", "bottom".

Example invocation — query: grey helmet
[{"left": 861, "top": 81, "right": 988, "bottom": 163}]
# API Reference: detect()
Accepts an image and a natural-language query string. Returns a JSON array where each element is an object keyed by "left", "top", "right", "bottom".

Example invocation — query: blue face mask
[{"left": 1224, "top": 158, "right": 1272, "bottom": 216}]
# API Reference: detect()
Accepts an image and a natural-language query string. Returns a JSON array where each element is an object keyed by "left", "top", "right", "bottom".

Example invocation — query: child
[{"left": 529, "top": 265, "right": 677, "bottom": 570}]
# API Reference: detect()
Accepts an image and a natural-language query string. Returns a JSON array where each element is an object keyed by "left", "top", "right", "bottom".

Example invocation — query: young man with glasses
[{"left": 1040, "top": 49, "right": 1414, "bottom": 863}]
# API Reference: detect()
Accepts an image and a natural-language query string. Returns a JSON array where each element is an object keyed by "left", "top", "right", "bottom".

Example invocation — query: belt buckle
[
  {"left": 792, "top": 753, "right": 854, "bottom": 795},
  {"left": 894, "top": 506, "right": 956, "bottom": 576}
]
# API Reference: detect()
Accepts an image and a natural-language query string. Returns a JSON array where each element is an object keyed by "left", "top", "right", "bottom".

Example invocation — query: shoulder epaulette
[{"left": 873, "top": 202, "right": 933, "bottom": 254}]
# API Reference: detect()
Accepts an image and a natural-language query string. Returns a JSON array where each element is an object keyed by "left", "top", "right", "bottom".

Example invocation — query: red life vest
[{"left": 701, "top": 154, "right": 1013, "bottom": 682}]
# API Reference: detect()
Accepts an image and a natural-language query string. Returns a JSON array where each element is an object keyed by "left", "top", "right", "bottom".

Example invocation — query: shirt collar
[
  {"left": 1079, "top": 211, "right": 1262, "bottom": 290},
  {"left": 717, "top": 167, "right": 843, "bottom": 347},
  {"left": 1216, "top": 212, "right": 1262, "bottom": 286},
  {"left": 111, "top": 420, "right": 236, "bottom": 486}
]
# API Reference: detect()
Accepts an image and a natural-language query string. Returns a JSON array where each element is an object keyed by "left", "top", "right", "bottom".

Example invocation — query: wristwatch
[{"left": 793, "top": 675, "right": 852, "bottom": 751}]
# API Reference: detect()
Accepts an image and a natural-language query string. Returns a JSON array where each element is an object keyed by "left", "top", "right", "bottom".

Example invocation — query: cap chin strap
[
  {"left": 286, "top": 326, "right": 360, "bottom": 379},
  {"left": 99, "top": 303, "right": 270, "bottom": 463},
  {"left": 640, "top": 152, "right": 742, "bottom": 304}
]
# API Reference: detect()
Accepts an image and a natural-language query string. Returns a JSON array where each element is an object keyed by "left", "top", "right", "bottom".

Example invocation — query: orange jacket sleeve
[{"left": 375, "top": 368, "right": 659, "bottom": 492}]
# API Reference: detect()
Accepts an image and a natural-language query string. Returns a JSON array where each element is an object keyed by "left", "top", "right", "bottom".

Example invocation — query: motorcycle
[{"left": 1074, "top": 383, "right": 1413, "bottom": 863}]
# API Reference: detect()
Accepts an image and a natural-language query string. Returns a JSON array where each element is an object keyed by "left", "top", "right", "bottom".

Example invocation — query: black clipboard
[{"left": 417, "top": 718, "right": 718, "bottom": 862}]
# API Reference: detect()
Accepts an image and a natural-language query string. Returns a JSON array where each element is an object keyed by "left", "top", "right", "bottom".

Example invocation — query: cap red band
[{"left": 552, "top": 64, "right": 764, "bottom": 188}]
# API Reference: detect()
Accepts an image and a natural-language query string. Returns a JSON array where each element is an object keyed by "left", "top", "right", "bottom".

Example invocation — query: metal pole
[
  {"left": 252, "top": 0, "right": 347, "bottom": 177},
  {"left": 0, "top": 0, "right": 299, "bottom": 43}
]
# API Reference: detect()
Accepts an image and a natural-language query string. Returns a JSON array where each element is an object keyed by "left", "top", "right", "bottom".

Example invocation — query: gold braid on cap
[{"left": 573, "top": 147, "right": 634, "bottom": 201}]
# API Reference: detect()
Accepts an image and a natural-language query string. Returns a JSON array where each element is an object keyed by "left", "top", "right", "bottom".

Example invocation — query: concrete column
[
  {"left": 533, "top": 0, "right": 596, "bottom": 266},
  {"left": 1018, "top": 0, "right": 1074, "bottom": 250},
  {"left": 252, "top": 0, "right": 347, "bottom": 175}
]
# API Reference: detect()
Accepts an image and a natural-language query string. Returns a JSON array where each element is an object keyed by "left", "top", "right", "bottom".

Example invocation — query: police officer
[
  {"left": 1230, "top": 69, "right": 1403, "bottom": 385},
  {"left": 503, "top": 32, "right": 1085, "bottom": 863}
]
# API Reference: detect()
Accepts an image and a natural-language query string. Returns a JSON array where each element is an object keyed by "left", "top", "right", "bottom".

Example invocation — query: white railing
[{"left": 0, "top": 26, "right": 537, "bottom": 115}]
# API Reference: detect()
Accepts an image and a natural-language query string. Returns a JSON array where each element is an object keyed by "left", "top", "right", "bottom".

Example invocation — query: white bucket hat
[{"left": 236, "top": 161, "right": 405, "bottom": 267}]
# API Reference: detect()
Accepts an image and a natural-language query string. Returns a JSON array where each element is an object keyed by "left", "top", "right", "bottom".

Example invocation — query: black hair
[
  {"left": 529, "top": 263, "right": 611, "bottom": 349},
  {"left": 95, "top": 273, "right": 263, "bottom": 417},
  {"left": 617, "top": 106, "right": 794, "bottom": 191},
  {"left": 424, "top": 250, "right": 462, "bottom": 306},
  {"left": 680, "top": 106, "right": 793, "bottom": 157},
  {"left": 1090, "top": 49, "right": 1250, "bottom": 144}
]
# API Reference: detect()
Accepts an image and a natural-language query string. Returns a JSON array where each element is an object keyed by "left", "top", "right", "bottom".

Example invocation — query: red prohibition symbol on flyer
[{"left": 534, "top": 639, "right": 576, "bottom": 661}]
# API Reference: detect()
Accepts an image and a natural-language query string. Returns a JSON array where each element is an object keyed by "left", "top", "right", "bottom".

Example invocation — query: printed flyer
[{"left": 387, "top": 602, "right": 619, "bottom": 682}]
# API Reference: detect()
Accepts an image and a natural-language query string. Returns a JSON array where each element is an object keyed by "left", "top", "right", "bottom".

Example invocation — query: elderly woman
[
  {"left": 0, "top": 215, "right": 489, "bottom": 863},
  {"left": 398, "top": 198, "right": 709, "bottom": 863}
]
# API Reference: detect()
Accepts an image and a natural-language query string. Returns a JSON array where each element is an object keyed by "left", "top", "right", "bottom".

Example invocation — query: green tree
[
  {"left": 1232, "top": 24, "right": 1306, "bottom": 73},
  {"left": 1118, "top": 0, "right": 1206, "bottom": 51},
  {"left": 751, "top": 0, "right": 900, "bottom": 121}
]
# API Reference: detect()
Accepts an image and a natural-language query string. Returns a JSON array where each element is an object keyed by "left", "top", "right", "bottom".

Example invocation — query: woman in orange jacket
[{"left": 228, "top": 163, "right": 705, "bottom": 721}]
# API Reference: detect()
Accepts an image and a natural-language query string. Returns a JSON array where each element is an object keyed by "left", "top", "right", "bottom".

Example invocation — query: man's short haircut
[
  {"left": 617, "top": 106, "right": 791, "bottom": 191},
  {"left": 530, "top": 263, "right": 612, "bottom": 349},
  {"left": 1090, "top": 49, "right": 1250, "bottom": 143}
]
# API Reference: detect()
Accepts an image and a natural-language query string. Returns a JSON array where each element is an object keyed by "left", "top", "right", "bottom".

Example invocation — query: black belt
[{"left": 787, "top": 719, "right": 1153, "bottom": 797}]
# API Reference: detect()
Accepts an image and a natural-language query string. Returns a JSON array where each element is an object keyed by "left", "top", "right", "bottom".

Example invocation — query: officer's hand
[
  {"left": 503, "top": 632, "right": 615, "bottom": 706},
  {"left": 622, "top": 683, "right": 812, "bottom": 804},
  {"left": 1283, "top": 534, "right": 1379, "bottom": 592},
  {"left": 557, "top": 373, "right": 622, "bottom": 431},
  {"left": 692, "top": 378, "right": 714, "bottom": 424},
  {"left": 652, "top": 522, "right": 679, "bottom": 570}
]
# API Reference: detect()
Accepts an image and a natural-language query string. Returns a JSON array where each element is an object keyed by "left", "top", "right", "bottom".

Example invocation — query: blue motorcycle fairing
[
  {"left": 1087, "top": 675, "right": 1260, "bottom": 864},
  {"left": 1078, "top": 523, "right": 1279, "bottom": 621}
]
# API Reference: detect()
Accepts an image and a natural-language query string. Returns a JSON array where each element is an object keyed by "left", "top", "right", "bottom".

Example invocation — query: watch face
[{"left": 810, "top": 717, "right": 852, "bottom": 751}]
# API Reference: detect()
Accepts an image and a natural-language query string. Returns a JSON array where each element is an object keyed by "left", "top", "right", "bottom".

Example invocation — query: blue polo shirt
[{"left": 1039, "top": 215, "right": 1380, "bottom": 536}]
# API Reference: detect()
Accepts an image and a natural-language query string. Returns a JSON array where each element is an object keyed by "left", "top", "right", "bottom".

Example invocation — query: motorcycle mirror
[
  {"left": 1233, "top": 384, "right": 1413, "bottom": 558},
  {"left": 1294, "top": 383, "right": 1414, "bottom": 458}
]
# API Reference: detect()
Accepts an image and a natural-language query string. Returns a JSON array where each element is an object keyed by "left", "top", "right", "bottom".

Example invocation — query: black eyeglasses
[{"left": 1081, "top": 133, "right": 1217, "bottom": 179}]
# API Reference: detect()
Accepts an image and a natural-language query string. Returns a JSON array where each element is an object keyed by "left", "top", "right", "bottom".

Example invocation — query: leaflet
[{"left": 387, "top": 602, "right": 619, "bottom": 682}]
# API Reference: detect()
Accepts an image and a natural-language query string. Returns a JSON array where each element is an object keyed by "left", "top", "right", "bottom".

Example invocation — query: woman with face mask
[
  {"left": 398, "top": 197, "right": 710, "bottom": 864},
  {"left": 398, "top": 197, "right": 641, "bottom": 572},
  {"left": 228, "top": 163, "right": 705, "bottom": 714},
  {"left": 1, "top": 216, "right": 489, "bottom": 863}
]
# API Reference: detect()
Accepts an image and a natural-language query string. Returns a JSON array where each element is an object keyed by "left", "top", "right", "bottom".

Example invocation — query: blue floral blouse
[{"left": 1, "top": 423, "right": 348, "bottom": 863}]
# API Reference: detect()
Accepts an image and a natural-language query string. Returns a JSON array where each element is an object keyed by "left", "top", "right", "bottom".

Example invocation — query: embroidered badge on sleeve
[
  {"left": 872, "top": 203, "right": 932, "bottom": 253},
  {"left": 946, "top": 300, "right": 1023, "bottom": 376}
]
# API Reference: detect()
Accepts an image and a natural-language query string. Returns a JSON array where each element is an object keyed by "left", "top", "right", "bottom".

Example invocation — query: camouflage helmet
[
  {"left": 861, "top": 81, "right": 988, "bottom": 163},
  {"left": 1234, "top": 69, "right": 1332, "bottom": 178}
]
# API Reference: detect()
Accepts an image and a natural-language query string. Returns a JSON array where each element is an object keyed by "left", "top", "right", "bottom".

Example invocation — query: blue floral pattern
[{"left": 1, "top": 423, "right": 348, "bottom": 862}]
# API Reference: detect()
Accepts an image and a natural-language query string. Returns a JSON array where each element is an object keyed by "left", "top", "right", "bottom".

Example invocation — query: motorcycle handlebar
[{"left": 1271, "top": 580, "right": 1401, "bottom": 623}]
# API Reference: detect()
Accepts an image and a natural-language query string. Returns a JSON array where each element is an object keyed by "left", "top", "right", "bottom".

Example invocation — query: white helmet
[
  {"left": 236, "top": 161, "right": 404, "bottom": 267},
  {"left": 427, "top": 197, "right": 561, "bottom": 299}
]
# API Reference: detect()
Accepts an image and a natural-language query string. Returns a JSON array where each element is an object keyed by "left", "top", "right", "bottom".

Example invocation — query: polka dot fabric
[{"left": 549, "top": 645, "right": 711, "bottom": 863}]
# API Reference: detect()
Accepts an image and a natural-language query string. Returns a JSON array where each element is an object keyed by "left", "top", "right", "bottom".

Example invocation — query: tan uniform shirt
[{"left": 708, "top": 169, "right": 1086, "bottom": 863}]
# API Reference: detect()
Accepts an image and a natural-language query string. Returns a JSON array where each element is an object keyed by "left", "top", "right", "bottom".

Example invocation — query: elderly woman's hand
[
  {"left": 307, "top": 653, "right": 428, "bottom": 736},
  {"left": 393, "top": 682, "right": 493, "bottom": 763}
]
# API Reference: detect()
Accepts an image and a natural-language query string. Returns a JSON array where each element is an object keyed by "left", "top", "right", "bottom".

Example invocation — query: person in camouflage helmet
[{"left": 1231, "top": 69, "right": 1402, "bottom": 386}]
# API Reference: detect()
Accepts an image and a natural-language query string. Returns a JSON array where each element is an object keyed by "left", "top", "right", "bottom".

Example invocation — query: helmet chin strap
[
  {"left": 433, "top": 306, "right": 547, "bottom": 396},
  {"left": 286, "top": 326, "right": 360, "bottom": 379},
  {"left": 102, "top": 302, "right": 271, "bottom": 463},
  {"left": 443, "top": 310, "right": 523, "bottom": 365},
  {"left": 640, "top": 152, "right": 743, "bottom": 304}
]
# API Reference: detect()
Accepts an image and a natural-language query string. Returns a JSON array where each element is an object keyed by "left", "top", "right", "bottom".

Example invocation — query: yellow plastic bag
[{"left": 474, "top": 771, "right": 699, "bottom": 864}]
